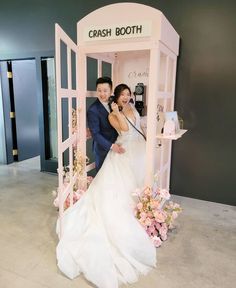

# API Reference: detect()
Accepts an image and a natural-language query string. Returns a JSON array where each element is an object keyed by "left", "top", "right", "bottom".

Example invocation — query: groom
[{"left": 87, "top": 76, "right": 125, "bottom": 172}]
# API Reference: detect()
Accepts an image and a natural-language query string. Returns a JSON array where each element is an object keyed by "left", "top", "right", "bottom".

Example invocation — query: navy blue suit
[{"left": 87, "top": 99, "right": 118, "bottom": 172}]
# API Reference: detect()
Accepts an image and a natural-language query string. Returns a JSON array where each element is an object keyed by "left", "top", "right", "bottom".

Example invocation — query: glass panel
[
  {"left": 60, "top": 40, "right": 68, "bottom": 89},
  {"left": 72, "top": 97, "right": 77, "bottom": 135},
  {"left": 87, "top": 57, "right": 98, "bottom": 91},
  {"left": 71, "top": 50, "right": 76, "bottom": 90},
  {"left": 86, "top": 138, "right": 94, "bottom": 163},
  {"left": 72, "top": 97, "right": 77, "bottom": 110},
  {"left": 62, "top": 98, "right": 69, "bottom": 142},
  {"left": 72, "top": 145, "right": 77, "bottom": 176},
  {"left": 62, "top": 148, "right": 69, "bottom": 184},
  {"left": 102, "top": 61, "right": 112, "bottom": 78},
  {"left": 156, "top": 99, "right": 165, "bottom": 134},
  {"left": 63, "top": 147, "right": 69, "bottom": 167},
  {"left": 167, "top": 57, "right": 174, "bottom": 93},
  {"left": 41, "top": 57, "right": 57, "bottom": 160},
  {"left": 158, "top": 52, "right": 167, "bottom": 92}
]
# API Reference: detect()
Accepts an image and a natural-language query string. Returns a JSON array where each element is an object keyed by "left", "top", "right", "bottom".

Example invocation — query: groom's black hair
[{"left": 96, "top": 76, "right": 113, "bottom": 89}]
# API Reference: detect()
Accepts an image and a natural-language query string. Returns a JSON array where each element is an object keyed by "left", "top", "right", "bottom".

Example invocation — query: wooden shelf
[{"left": 156, "top": 129, "right": 187, "bottom": 140}]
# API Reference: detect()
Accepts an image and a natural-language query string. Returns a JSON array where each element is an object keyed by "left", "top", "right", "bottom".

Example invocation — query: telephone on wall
[{"left": 134, "top": 83, "right": 145, "bottom": 116}]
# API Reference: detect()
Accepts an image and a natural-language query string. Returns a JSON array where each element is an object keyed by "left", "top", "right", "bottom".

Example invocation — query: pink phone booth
[{"left": 55, "top": 3, "right": 184, "bottom": 236}]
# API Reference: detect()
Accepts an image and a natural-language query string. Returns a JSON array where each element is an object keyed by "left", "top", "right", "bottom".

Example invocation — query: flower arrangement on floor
[
  {"left": 53, "top": 108, "right": 93, "bottom": 210},
  {"left": 52, "top": 149, "right": 93, "bottom": 210},
  {"left": 133, "top": 176, "right": 182, "bottom": 247}
]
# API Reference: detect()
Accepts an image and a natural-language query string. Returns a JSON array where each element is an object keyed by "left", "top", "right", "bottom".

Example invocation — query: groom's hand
[{"left": 111, "top": 143, "right": 125, "bottom": 154}]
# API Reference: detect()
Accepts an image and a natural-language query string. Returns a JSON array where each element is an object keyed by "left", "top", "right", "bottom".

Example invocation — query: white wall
[{"left": 116, "top": 50, "right": 149, "bottom": 94}]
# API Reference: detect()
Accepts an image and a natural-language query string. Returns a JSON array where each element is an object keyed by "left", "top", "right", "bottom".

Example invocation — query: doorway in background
[{"left": 0, "top": 59, "right": 39, "bottom": 164}]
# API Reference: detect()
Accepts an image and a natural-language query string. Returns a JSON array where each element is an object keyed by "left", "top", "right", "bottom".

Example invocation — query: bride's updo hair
[{"left": 113, "top": 84, "right": 131, "bottom": 102}]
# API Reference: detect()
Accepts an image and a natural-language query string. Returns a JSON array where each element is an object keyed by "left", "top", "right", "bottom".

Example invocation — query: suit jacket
[{"left": 87, "top": 98, "right": 118, "bottom": 171}]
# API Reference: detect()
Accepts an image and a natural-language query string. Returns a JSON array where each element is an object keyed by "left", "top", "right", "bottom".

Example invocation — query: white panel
[
  {"left": 55, "top": 23, "right": 81, "bottom": 237},
  {"left": 77, "top": 3, "right": 162, "bottom": 45},
  {"left": 160, "top": 14, "right": 180, "bottom": 55},
  {"left": 115, "top": 50, "right": 149, "bottom": 93}
]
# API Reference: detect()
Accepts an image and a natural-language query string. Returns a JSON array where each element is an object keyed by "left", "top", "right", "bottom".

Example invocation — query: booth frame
[{"left": 55, "top": 3, "right": 181, "bottom": 236}]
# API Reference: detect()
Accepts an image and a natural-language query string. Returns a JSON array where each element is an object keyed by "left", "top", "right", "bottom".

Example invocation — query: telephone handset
[{"left": 108, "top": 96, "right": 123, "bottom": 111}]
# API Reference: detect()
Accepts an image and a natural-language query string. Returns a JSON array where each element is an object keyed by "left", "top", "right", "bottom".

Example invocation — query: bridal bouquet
[{"left": 133, "top": 182, "right": 182, "bottom": 247}]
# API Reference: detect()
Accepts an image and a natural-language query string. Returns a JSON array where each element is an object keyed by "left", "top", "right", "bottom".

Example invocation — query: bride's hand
[{"left": 111, "top": 102, "right": 120, "bottom": 115}]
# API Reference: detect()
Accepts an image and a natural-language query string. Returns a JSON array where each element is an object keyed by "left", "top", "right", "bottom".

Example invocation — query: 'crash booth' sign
[{"left": 83, "top": 22, "right": 151, "bottom": 41}]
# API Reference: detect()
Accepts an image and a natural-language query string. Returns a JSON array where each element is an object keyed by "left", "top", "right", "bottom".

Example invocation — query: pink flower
[
  {"left": 162, "top": 223, "right": 168, "bottom": 230},
  {"left": 137, "top": 202, "right": 143, "bottom": 210},
  {"left": 151, "top": 229, "right": 158, "bottom": 236},
  {"left": 145, "top": 217, "right": 152, "bottom": 226},
  {"left": 73, "top": 192, "right": 81, "bottom": 202},
  {"left": 146, "top": 224, "right": 157, "bottom": 236},
  {"left": 168, "top": 223, "right": 175, "bottom": 230},
  {"left": 152, "top": 236, "right": 162, "bottom": 247},
  {"left": 140, "top": 212, "right": 147, "bottom": 219},
  {"left": 53, "top": 197, "right": 59, "bottom": 208},
  {"left": 155, "top": 222, "right": 161, "bottom": 231},
  {"left": 150, "top": 200, "right": 160, "bottom": 209},
  {"left": 158, "top": 189, "right": 170, "bottom": 200},
  {"left": 132, "top": 183, "right": 182, "bottom": 245},
  {"left": 146, "top": 227, "right": 153, "bottom": 236},
  {"left": 139, "top": 218, "right": 145, "bottom": 226},
  {"left": 172, "top": 211, "right": 179, "bottom": 219},
  {"left": 87, "top": 176, "right": 93, "bottom": 186},
  {"left": 144, "top": 187, "right": 152, "bottom": 196},
  {"left": 147, "top": 211, "right": 153, "bottom": 218},
  {"left": 166, "top": 201, "right": 174, "bottom": 209},
  {"left": 161, "top": 233, "right": 167, "bottom": 241},
  {"left": 154, "top": 210, "right": 167, "bottom": 223},
  {"left": 159, "top": 225, "right": 168, "bottom": 241},
  {"left": 149, "top": 225, "right": 156, "bottom": 233},
  {"left": 65, "top": 197, "right": 70, "bottom": 208},
  {"left": 173, "top": 203, "right": 181, "bottom": 209}
]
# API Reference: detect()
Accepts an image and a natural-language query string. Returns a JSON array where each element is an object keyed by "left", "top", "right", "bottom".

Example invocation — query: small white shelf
[{"left": 156, "top": 129, "right": 187, "bottom": 140}]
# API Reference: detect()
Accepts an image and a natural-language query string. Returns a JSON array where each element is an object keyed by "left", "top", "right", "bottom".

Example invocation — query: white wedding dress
[{"left": 56, "top": 108, "right": 156, "bottom": 288}]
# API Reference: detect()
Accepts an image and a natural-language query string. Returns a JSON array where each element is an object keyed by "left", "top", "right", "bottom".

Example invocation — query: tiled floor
[{"left": 0, "top": 157, "right": 235, "bottom": 288}]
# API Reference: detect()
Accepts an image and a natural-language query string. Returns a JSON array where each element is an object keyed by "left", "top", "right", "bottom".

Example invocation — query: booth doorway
[{"left": 0, "top": 59, "right": 40, "bottom": 164}]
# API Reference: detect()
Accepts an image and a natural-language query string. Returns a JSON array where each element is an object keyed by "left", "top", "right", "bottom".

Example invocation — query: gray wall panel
[
  {"left": 12, "top": 60, "right": 39, "bottom": 161},
  {"left": 0, "top": 71, "right": 7, "bottom": 164}
]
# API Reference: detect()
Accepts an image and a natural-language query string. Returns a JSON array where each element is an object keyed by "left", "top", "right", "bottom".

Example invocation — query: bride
[{"left": 56, "top": 84, "right": 156, "bottom": 288}]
